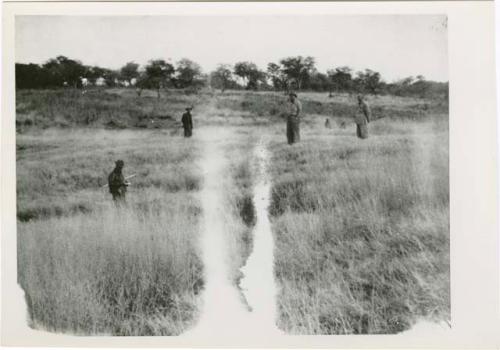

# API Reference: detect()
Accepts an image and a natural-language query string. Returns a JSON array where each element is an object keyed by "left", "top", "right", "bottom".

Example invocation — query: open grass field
[
  {"left": 267, "top": 119, "right": 449, "bottom": 334},
  {"left": 16, "top": 87, "right": 449, "bottom": 335},
  {"left": 17, "top": 129, "right": 204, "bottom": 335}
]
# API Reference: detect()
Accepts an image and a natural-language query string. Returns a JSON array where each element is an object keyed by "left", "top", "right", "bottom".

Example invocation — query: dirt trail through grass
[
  {"left": 239, "top": 138, "right": 281, "bottom": 334},
  {"left": 184, "top": 126, "right": 280, "bottom": 339}
]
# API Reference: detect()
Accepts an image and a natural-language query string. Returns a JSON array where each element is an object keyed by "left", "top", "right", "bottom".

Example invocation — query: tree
[
  {"left": 134, "top": 71, "right": 148, "bottom": 96},
  {"left": 309, "top": 72, "right": 330, "bottom": 92},
  {"left": 83, "top": 66, "right": 106, "bottom": 86},
  {"left": 144, "top": 59, "right": 175, "bottom": 98},
  {"left": 120, "top": 62, "right": 140, "bottom": 86},
  {"left": 210, "top": 64, "right": 234, "bottom": 92},
  {"left": 175, "top": 58, "right": 204, "bottom": 89},
  {"left": 279, "top": 56, "right": 316, "bottom": 90},
  {"left": 42, "top": 55, "right": 86, "bottom": 88},
  {"left": 267, "top": 62, "right": 288, "bottom": 92},
  {"left": 354, "top": 69, "right": 382, "bottom": 94},
  {"left": 100, "top": 69, "right": 119, "bottom": 87},
  {"left": 400, "top": 76, "right": 416, "bottom": 86},
  {"left": 327, "top": 66, "right": 354, "bottom": 94},
  {"left": 234, "top": 61, "right": 266, "bottom": 90},
  {"left": 15, "top": 63, "right": 52, "bottom": 89}
]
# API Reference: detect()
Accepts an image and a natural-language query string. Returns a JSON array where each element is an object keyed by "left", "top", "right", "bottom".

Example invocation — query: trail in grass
[
  {"left": 184, "top": 128, "right": 280, "bottom": 339},
  {"left": 185, "top": 127, "right": 248, "bottom": 339},
  {"left": 239, "top": 138, "right": 281, "bottom": 334}
]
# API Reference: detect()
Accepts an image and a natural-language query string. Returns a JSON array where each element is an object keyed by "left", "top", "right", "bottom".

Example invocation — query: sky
[{"left": 15, "top": 15, "right": 448, "bottom": 83}]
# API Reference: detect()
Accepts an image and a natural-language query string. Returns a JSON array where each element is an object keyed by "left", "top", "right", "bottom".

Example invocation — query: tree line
[{"left": 16, "top": 55, "right": 448, "bottom": 99}]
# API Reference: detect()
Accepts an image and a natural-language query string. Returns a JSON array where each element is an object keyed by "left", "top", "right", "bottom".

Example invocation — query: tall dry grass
[
  {"left": 16, "top": 88, "right": 209, "bottom": 129},
  {"left": 268, "top": 118, "right": 449, "bottom": 334},
  {"left": 16, "top": 88, "right": 449, "bottom": 336},
  {"left": 214, "top": 90, "right": 448, "bottom": 123},
  {"left": 17, "top": 129, "right": 200, "bottom": 221},
  {"left": 17, "top": 129, "right": 204, "bottom": 335},
  {"left": 18, "top": 194, "right": 202, "bottom": 335}
]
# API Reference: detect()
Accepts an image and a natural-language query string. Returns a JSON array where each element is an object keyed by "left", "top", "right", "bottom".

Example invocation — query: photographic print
[{"left": 13, "top": 13, "right": 450, "bottom": 337}]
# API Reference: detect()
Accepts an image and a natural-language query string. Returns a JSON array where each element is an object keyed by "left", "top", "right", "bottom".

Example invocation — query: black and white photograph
[{"left": 1, "top": 1, "right": 499, "bottom": 348}]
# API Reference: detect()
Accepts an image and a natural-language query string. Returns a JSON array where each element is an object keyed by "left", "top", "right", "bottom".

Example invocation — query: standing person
[
  {"left": 181, "top": 106, "right": 194, "bottom": 138},
  {"left": 354, "top": 95, "right": 371, "bottom": 139},
  {"left": 108, "top": 160, "right": 129, "bottom": 203},
  {"left": 286, "top": 92, "right": 302, "bottom": 145}
]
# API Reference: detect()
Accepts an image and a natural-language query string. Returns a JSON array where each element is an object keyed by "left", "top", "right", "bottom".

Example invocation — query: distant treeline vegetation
[{"left": 16, "top": 55, "right": 448, "bottom": 99}]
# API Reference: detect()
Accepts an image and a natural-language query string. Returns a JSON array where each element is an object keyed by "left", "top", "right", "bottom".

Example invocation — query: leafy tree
[
  {"left": 234, "top": 61, "right": 266, "bottom": 90},
  {"left": 308, "top": 72, "right": 330, "bottom": 92},
  {"left": 210, "top": 64, "right": 234, "bottom": 92},
  {"left": 14, "top": 54, "right": 447, "bottom": 100},
  {"left": 327, "top": 66, "right": 354, "bottom": 93},
  {"left": 41, "top": 58, "right": 65, "bottom": 86},
  {"left": 120, "top": 62, "right": 140, "bottom": 86},
  {"left": 134, "top": 71, "right": 149, "bottom": 96},
  {"left": 144, "top": 59, "right": 175, "bottom": 98},
  {"left": 101, "top": 69, "right": 119, "bottom": 87},
  {"left": 400, "top": 76, "right": 415, "bottom": 86},
  {"left": 83, "top": 66, "right": 107, "bottom": 85},
  {"left": 15, "top": 63, "right": 52, "bottom": 89},
  {"left": 279, "top": 56, "right": 316, "bottom": 90},
  {"left": 267, "top": 62, "right": 288, "bottom": 92},
  {"left": 391, "top": 76, "right": 447, "bottom": 99},
  {"left": 175, "top": 58, "right": 203, "bottom": 89},
  {"left": 42, "top": 56, "right": 86, "bottom": 88},
  {"left": 354, "top": 69, "right": 382, "bottom": 94}
]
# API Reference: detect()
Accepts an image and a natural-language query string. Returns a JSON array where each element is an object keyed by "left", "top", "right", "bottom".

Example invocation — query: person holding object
[{"left": 108, "top": 160, "right": 130, "bottom": 202}]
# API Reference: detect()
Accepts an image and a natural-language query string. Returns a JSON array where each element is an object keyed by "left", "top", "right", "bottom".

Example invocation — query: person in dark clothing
[
  {"left": 286, "top": 92, "right": 302, "bottom": 145},
  {"left": 108, "top": 160, "right": 129, "bottom": 202},
  {"left": 181, "top": 107, "right": 194, "bottom": 137},
  {"left": 354, "top": 95, "right": 371, "bottom": 139}
]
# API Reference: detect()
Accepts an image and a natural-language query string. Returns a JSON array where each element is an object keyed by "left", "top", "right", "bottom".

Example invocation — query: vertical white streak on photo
[
  {"left": 185, "top": 131, "right": 281, "bottom": 339},
  {"left": 184, "top": 128, "right": 250, "bottom": 339},
  {"left": 239, "top": 139, "right": 281, "bottom": 335}
]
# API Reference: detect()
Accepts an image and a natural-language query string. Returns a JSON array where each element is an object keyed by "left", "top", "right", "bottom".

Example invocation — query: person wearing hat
[
  {"left": 354, "top": 95, "right": 371, "bottom": 139},
  {"left": 286, "top": 92, "right": 302, "bottom": 144},
  {"left": 108, "top": 160, "right": 129, "bottom": 202},
  {"left": 181, "top": 106, "right": 194, "bottom": 138}
]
